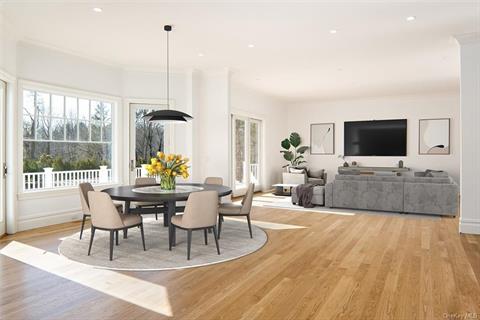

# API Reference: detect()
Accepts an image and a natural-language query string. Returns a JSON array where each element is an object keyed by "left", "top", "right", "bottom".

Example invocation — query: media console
[{"left": 338, "top": 166, "right": 410, "bottom": 175}]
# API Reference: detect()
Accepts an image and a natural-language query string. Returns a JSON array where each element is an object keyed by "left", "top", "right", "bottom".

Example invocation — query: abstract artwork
[
  {"left": 310, "top": 123, "right": 335, "bottom": 154},
  {"left": 419, "top": 118, "right": 450, "bottom": 155}
]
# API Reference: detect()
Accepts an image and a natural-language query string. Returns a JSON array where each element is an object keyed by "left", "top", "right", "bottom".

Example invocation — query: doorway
[
  {"left": 0, "top": 80, "right": 6, "bottom": 236},
  {"left": 231, "top": 115, "right": 262, "bottom": 196},
  {"left": 129, "top": 103, "right": 172, "bottom": 183}
]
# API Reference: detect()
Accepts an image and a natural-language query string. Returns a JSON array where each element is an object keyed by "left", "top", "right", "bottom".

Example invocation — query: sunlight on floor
[
  {"left": 0, "top": 241, "right": 173, "bottom": 317},
  {"left": 225, "top": 217, "right": 306, "bottom": 229}
]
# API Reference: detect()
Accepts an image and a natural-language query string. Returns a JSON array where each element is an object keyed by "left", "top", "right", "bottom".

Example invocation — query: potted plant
[
  {"left": 280, "top": 132, "right": 309, "bottom": 170},
  {"left": 145, "top": 152, "right": 190, "bottom": 190}
]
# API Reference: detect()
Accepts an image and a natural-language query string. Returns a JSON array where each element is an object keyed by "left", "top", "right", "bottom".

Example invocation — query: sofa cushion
[
  {"left": 307, "top": 178, "right": 325, "bottom": 186},
  {"left": 308, "top": 169, "right": 324, "bottom": 178},
  {"left": 404, "top": 177, "right": 451, "bottom": 184}
]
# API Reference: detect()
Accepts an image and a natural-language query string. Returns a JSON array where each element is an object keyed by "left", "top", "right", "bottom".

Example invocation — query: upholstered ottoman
[{"left": 291, "top": 186, "right": 325, "bottom": 206}]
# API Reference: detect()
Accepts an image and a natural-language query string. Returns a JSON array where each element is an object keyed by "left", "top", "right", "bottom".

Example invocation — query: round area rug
[{"left": 58, "top": 218, "right": 267, "bottom": 271}]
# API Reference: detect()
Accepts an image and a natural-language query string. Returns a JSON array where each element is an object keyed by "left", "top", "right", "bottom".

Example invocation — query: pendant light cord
[{"left": 166, "top": 29, "right": 170, "bottom": 109}]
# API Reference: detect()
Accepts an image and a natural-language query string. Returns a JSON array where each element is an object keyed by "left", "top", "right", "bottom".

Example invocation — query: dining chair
[
  {"left": 169, "top": 190, "right": 220, "bottom": 260},
  {"left": 204, "top": 177, "right": 223, "bottom": 185},
  {"left": 87, "top": 191, "right": 146, "bottom": 261},
  {"left": 134, "top": 177, "right": 165, "bottom": 221},
  {"left": 218, "top": 183, "right": 255, "bottom": 239},
  {"left": 204, "top": 177, "right": 224, "bottom": 230},
  {"left": 79, "top": 182, "right": 122, "bottom": 240}
]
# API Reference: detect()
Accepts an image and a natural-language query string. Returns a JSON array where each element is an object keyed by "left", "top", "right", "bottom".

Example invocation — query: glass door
[
  {"left": 0, "top": 80, "right": 6, "bottom": 236},
  {"left": 231, "top": 115, "right": 262, "bottom": 196},
  {"left": 129, "top": 103, "right": 171, "bottom": 183}
]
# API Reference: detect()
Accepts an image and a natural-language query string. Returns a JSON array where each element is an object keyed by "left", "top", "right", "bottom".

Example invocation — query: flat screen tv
[{"left": 344, "top": 119, "right": 407, "bottom": 156}]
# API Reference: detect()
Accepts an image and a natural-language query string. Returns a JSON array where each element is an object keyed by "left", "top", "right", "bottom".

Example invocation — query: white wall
[
  {"left": 457, "top": 33, "right": 480, "bottom": 235},
  {"left": 286, "top": 92, "right": 461, "bottom": 182},
  {"left": 17, "top": 42, "right": 122, "bottom": 96},
  {"left": 230, "top": 81, "right": 287, "bottom": 191},
  {"left": 0, "top": 8, "right": 17, "bottom": 75},
  {"left": 194, "top": 69, "right": 231, "bottom": 185}
]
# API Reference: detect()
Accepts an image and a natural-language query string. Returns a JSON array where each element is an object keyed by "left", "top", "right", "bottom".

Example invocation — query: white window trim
[{"left": 17, "top": 80, "right": 122, "bottom": 196}]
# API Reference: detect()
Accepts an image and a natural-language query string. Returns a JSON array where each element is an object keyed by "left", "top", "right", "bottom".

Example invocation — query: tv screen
[{"left": 344, "top": 119, "right": 407, "bottom": 156}]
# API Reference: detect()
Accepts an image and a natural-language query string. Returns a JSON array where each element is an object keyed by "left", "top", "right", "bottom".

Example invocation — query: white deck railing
[{"left": 23, "top": 166, "right": 113, "bottom": 191}]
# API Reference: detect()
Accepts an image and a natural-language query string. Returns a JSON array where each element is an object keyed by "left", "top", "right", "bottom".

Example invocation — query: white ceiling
[{"left": 3, "top": 1, "right": 480, "bottom": 102}]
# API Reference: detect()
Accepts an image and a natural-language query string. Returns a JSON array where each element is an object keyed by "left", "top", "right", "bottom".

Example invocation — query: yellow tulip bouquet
[{"left": 145, "top": 152, "right": 190, "bottom": 190}]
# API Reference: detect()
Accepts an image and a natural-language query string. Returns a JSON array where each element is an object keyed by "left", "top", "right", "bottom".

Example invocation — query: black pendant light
[{"left": 145, "top": 25, "right": 193, "bottom": 122}]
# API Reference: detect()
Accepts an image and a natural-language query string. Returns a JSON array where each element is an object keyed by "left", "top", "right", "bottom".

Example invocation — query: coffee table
[{"left": 272, "top": 183, "right": 298, "bottom": 196}]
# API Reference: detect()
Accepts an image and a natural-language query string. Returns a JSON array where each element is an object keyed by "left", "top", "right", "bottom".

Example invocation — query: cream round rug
[{"left": 58, "top": 218, "right": 267, "bottom": 271}]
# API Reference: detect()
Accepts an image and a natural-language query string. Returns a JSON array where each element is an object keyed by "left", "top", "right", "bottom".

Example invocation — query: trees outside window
[{"left": 22, "top": 89, "right": 114, "bottom": 183}]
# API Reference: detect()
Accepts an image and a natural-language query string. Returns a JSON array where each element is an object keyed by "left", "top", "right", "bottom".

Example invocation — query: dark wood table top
[{"left": 102, "top": 183, "right": 232, "bottom": 202}]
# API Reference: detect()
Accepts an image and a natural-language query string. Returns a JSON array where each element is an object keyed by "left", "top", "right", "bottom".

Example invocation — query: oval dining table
[{"left": 102, "top": 183, "right": 232, "bottom": 248}]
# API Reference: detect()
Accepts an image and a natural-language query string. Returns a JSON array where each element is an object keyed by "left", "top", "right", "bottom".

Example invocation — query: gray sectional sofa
[{"left": 325, "top": 174, "right": 459, "bottom": 216}]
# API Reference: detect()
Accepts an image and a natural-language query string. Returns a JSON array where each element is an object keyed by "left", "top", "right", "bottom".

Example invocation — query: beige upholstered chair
[
  {"left": 134, "top": 177, "right": 165, "bottom": 221},
  {"left": 79, "top": 182, "right": 122, "bottom": 240},
  {"left": 218, "top": 183, "right": 255, "bottom": 238},
  {"left": 204, "top": 177, "right": 223, "bottom": 185},
  {"left": 87, "top": 191, "right": 146, "bottom": 261},
  {"left": 169, "top": 191, "right": 220, "bottom": 260}
]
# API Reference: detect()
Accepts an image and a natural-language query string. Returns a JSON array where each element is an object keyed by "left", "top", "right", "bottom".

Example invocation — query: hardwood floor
[{"left": 1, "top": 205, "right": 479, "bottom": 320}]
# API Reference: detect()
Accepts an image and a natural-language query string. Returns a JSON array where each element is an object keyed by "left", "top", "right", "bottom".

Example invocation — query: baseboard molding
[
  {"left": 18, "top": 209, "right": 83, "bottom": 232},
  {"left": 459, "top": 218, "right": 480, "bottom": 235}
]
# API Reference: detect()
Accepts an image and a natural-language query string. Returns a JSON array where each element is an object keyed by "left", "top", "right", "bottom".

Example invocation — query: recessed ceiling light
[
  {"left": 93, "top": 7, "right": 103, "bottom": 13},
  {"left": 248, "top": 44, "right": 255, "bottom": 48},
  {"left": 198, "top": 53, "right": 204, "bottom": 57},
  {"left": 329, "top": 30, "right": 337, "bottom": 34},
  {"left": 406, "top": 16, "right": 416, "bottom": 21}
]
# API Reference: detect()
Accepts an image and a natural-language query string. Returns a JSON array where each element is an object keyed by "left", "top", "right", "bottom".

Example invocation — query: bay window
[{"left": 21, "top": 84, "right": 117, "bottom": 192}]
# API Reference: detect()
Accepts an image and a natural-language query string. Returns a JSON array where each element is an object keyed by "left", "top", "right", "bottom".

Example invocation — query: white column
[
  {"left": 456, "top": 33, "right": 480, "bottom": 235},
  {"left": 43, "top": 167, "right": 53, "bottom": 188}
]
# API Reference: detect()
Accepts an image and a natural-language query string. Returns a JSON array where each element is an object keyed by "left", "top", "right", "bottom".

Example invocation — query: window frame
[{"left": 17, "top": 80, "right": 121, "bottom": 195}]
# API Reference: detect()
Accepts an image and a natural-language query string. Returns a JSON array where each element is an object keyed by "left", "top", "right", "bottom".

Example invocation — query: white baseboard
[
  {"left": 18, "top": 209, "right": 83, "bottom": 232},
  {"left": 459, "top": 218, "right": 480, "bottom": 235}
]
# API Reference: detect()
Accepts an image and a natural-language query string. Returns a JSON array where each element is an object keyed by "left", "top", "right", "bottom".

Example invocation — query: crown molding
[{"left": 454, "top": 33, "right": 480, "bottom": 45}]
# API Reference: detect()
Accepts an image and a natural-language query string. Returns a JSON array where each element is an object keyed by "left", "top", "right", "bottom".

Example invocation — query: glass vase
[{"left": 160, "top": 175, "right": 176, "bottom": 190}]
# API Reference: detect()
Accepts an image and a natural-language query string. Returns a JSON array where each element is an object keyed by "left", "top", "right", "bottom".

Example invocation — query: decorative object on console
[
  {"left": 338, "top": 154, "right": 349, "bottom": 167},
  {"left": 280, "top": 132, "right": 309, "bottom": 168},
  {"left": 310, "top": 123, "right": 334, "bottom": 154},
  {"left": 419, "top": 118, "right": 450, "bottom": 155}
]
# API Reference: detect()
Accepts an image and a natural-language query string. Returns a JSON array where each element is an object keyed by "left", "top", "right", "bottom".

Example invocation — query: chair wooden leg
[
  {"left": 169, "top": 225, "right": 174, "bottom": 251},
  {"left": 247, "top": 215, "right": 253, "bottom": 238},
  {"left": 115, "top": 230, "right": 119, "bottom": 246},
  {"left": 187, "top": 229, "right": 192, "bottom": 260},
  {"left": 218, "top": 215, "right": 223, "bottom": 239},
  {"left": 109, "top": 231, "right": 114, "bottom": 261},
  {"left": 80, "top": 215, "right": 87, "bottom": 240},
  {"left": 212, "top": 226, "right": 220, "bottom": 255},
  {"left": 123, "top": 229, "right": 128, "bottom": 239},
  {"left": 140, "top": 223, "right": 146, "bottom": 251},
  {"left": 87, "top": 226, "right": 96, "bottom": 256},
  {"left": 204, "top": 229, "right": 208, "bottom": 245},
  {"left": 156, "top": 213, "right": 158, "bottom": 220},
  {"left": 163, "top": 213, "right": 168, "bottom": 227}
]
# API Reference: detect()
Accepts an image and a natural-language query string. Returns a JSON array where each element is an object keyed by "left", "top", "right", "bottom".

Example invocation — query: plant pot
[{"left": 160, "top": 175, "right": 176, "bottom": 190}]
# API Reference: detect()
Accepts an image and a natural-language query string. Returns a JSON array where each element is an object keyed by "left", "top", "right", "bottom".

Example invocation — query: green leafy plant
[{"left": 280, "top": 132, "right": 309, "bottom": 168}]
